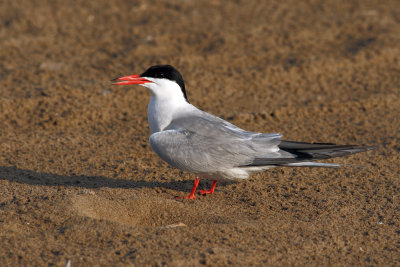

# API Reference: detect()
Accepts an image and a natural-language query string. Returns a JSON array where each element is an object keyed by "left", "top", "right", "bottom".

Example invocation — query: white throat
[{"left": 143, "top": 78, "right": 191, "bottom": 134}]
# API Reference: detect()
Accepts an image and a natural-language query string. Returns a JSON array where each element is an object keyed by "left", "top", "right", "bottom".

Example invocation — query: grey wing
[{"left": 149, "top": 114, "right": 285, "bottom": 174}]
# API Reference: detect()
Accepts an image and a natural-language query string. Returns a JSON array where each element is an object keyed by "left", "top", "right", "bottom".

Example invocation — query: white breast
[
  {"left": 143, "top": 77, "right": 194, "bottom": 134},
  {"left": 148, "top": 97, "right": 171, "bottom": 133},
  {"left": 147, "top": 95, "right": 196, "bottom": 134}
]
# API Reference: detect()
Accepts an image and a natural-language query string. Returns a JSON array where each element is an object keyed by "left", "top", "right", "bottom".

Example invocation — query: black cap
[{"left": 140, "top": 65, "right": 188, "bottom": 101}]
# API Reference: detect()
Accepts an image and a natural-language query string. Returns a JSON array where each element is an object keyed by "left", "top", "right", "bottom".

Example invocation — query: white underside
[
  {"left": 195, "top": 166, "right": 275, "bottom": 181},
  {"left": 195, "top": 162, "right": 341, "bottom": 181}
]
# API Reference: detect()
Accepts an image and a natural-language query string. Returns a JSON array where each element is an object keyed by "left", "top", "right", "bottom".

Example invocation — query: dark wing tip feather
[
  {"left": 279, "top": 141, "right": 376, "bottom": 161},
  {"left": 279, "top": 140, "right": 376, "bottom": 152},
  {"left": 242, "top": 142, "right": 376, "bottom": 167}
]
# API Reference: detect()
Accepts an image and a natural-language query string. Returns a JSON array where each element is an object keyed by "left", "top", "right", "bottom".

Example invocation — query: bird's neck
[{"left": 147, "top": 95, "right": 191, "bottom": 134}]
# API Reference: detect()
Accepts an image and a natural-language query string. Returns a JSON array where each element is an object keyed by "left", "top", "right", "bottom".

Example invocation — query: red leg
[
  {"left": 199, "top": 180, "right": 217, "bottom": 195},
  {"left": 176, "top": 177, "right": 199, "bottom": 199}
]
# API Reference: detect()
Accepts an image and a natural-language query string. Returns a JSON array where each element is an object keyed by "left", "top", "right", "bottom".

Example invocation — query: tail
[{"left": 243, "top": 140, "right": 375, "bottom": 167}]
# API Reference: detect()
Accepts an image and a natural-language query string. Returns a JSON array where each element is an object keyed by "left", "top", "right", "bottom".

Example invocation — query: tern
[{"left": 112, "top": 65, "right": 374, "bottom": 199}]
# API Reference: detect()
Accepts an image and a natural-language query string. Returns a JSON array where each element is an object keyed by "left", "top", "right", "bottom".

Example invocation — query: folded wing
[
  {"left": 149, "top": 114, "right": 284, "bottom": 173},
  {"left": 149, "top": 112, "right": 375, "bottom": 173}
]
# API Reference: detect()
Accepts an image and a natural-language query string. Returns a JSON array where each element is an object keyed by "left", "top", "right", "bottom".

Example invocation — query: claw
[
  {"left": 199, "top": 180, "right": 217, "bottom": 195},
  {"left": 175, "top": 177, "right": 199, "bottom": 200}
]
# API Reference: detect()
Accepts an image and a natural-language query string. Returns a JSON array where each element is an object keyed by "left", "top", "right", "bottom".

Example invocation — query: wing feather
[{"left": 149, "top": 114, "right": 283, "bottom": 174}]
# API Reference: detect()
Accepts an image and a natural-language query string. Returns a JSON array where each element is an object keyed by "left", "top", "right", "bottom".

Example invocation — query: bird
[{"left": 112, "top": 65, "right": 374, "bottom": 199}]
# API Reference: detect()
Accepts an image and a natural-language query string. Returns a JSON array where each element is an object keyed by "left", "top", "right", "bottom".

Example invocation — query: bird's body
[
  {"left": 113, "top": 65, "right": 374, "bottom": 199},
  {"left": 150, "top": 105, "right": 280, "bottom": 180}
]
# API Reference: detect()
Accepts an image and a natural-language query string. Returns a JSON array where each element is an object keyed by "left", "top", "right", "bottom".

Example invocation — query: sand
[{"left": 0, "top": 0, "right": 399, "bottom": 266}]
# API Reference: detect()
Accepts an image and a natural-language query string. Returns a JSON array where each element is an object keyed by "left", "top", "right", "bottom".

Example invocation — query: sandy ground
[{"left": 0, "top": 0, "right": 399, "bottom": 266}]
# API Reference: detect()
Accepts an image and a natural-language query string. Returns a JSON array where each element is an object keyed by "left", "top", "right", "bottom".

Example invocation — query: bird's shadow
[{"left": 0, "top": 166, "right": 205, "bottom": 193}]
